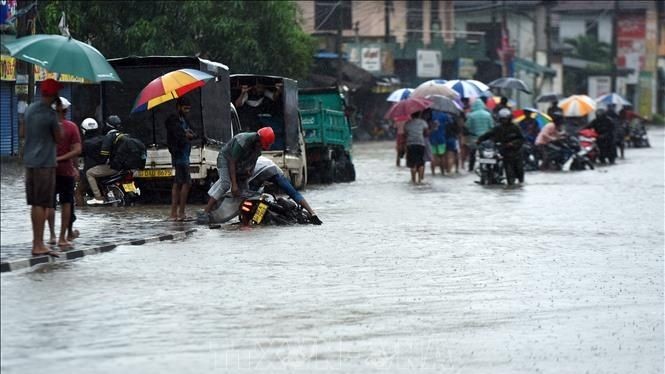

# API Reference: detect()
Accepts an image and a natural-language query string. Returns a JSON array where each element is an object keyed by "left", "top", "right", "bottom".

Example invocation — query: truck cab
[
  {"left": 230, "top": 74, "right": 307, "bottom": 189},
  {"left": 298, "top": 86, "right": 355, "bottom": 183},
  {"left": 102, "top": 56, "right": 236, "bottom": 201}
]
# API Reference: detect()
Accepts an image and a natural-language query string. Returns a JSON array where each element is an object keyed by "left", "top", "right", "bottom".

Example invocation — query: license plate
[
  {"left": 122, "top": 182, "right": 137, "bottom": 193},
  {"left": 252, "top": 202, "right": 268, "bottom": 224},
  {"left": 479, "top": 158, "right": 497, "bottom": 164},
  {"left": 137, "top": 169, "right": 173, "bottom": 178}
]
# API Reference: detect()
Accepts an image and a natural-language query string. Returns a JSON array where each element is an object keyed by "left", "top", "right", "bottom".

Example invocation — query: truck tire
[{"left": 322, "top": 158, "right": 336, "bottom": 184}]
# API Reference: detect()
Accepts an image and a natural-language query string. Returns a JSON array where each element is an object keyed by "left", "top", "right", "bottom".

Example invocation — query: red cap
[
  {"left": 41, "top": 79, "right": 64, "bottom": 96},
  {"left": 257, "top": 127, "right": 275, "bottom": 150}
]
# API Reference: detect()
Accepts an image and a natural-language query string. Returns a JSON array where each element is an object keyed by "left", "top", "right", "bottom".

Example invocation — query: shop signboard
[
  {"left": 417, "top": 50, "right": 441, "bottom": 78},
  {"left": 457, "top": 57, "right": 477, "bottom": 79},
  {"left": 361, "top": 47, "right": 381, "bottom": 72},
  {"left": 1, "top": 54, "right": 16, "bottom": 81},
  {"left": 617, "top": 14, "right": 646, "bottom": 84}
]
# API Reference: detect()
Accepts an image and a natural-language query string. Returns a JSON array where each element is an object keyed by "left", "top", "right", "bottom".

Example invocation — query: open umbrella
[
  {"left": 131, "top": 68, "right": 215, "bottom": 113},
  {"left": 558, "top": 95, "right": 597, "bottom": 117},
  {"left": 384, "top": 96, "right": 432, "bottom": 122},
  {"left": 488, "top": 77, "right": 531, "bottom": 93},
  {"left": 512, "top": 108, "right": 552, "bottom": 129},
  {"left": 411, "top": 79, "right": 458, "bottom": 99},
  {"left": 443, "top": 79, "right": 489, "bottom": 98},
  {"left": 425, "top": 95, "right": 461, "bottom": 114},
  {"left": 536, "top": 93, "right": 562, "bottom": 103},
  {"left": 596, "top": 93, "right": 631, "bottom": 108},
  {"left": 387, "top": 88, "right": 414, "bottom": 102},
  {"left": 2, "top": 34, "right": 121, "bottom": 82}
]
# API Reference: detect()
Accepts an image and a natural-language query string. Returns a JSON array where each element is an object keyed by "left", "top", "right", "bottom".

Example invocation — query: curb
[{"left": 0, "top": 229, "right": 197, "bottom": 274}]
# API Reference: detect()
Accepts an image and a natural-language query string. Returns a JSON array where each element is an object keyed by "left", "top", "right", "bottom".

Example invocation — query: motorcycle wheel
[{"left": 108, "top": 185, "right": 125, "bottom": 207}]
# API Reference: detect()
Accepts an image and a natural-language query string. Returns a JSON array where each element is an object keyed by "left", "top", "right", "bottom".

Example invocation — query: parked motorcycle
[
  {"left": 475, "top": 140, "right": 504, "bottom": 185},
  {"left": 626, "top": 120, "right": 650, "bottom": 148},
  {"left": 209, "top": 190, "right": 314, "bottom": 226},
  {"left": 521, "top": 142, "right": 539, "bottom": 172},
  {"left": 543, "top": 135, "right": 594, "bottom": 171},
  {"left": 90, "top": 170, "right": 141, "bottom": 207}
]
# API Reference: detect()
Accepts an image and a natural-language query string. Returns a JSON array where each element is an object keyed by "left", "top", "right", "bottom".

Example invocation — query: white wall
[{"left": 559, "top": 15, "right": 613, "bottom": 44}]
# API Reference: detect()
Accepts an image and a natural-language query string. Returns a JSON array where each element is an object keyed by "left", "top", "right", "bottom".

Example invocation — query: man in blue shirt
[{"left": 166, "top": 97, "right": 195, "bottom": 221}]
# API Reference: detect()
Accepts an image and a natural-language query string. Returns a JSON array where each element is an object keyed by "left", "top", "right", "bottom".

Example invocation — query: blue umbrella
[
  {"left": 443, "top": 79, "right": 489, "bottom": 99},
  {"left": 596, "top": 93, "right": 631, "bottom": 108},
  {"left": 387, "top": 88, "right": 414, "bottom": 102}
]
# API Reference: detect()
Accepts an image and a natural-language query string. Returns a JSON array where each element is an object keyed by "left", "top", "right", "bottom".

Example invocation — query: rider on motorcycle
[
  {"left": 535, "top": 109, "right": 565, "bottom": 170},
  {"left": 476, "top": 108, "right": 525, "bottom": 185},
  {"left": 85, "top": 115, "right": 124, "bottom": 205}
]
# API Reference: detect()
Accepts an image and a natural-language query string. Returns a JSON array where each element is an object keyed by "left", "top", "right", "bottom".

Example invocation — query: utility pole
[
  {"left": 336, "top": 1, "right": 344, "bottom": 85},
  {"left": 384, "top": 0, "right": 391, "bottom": 43},
  {"left": 610, "top": 0, "right": 618, "bottom": 92}
]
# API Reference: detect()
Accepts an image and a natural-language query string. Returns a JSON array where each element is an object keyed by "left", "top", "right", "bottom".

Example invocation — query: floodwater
[{"left": 1, "top": 129, "right": 663, "bottom": 373}]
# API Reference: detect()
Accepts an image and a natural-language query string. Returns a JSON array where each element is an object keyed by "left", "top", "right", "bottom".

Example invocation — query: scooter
[
  {"left": 475, "top": 140, "right": 504, "bottom": 185},
  {"left": 577, "top": 128, "right": 599, "bottom": 163},
  {"left": 521, "top": 142, "right": 539, "bottom": 172},
  {"left": 627, "top": 119, "right": 650, "bottom": 148}
]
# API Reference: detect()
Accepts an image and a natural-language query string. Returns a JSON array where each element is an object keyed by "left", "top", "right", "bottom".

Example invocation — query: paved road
[{"left": 1, "top": 128, "right": 663, "bottom": 373}]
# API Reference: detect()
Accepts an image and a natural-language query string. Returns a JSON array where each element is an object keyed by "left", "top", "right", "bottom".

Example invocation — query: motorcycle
[
  {"left": 626, "top": 119, "right": 650, "bottom": 148},
  {"left": 521, "top": 142, "right": 539, "bottom": 172},
  {"left": 577, "top": 128, "right": 599, "bottom": 163},
  {"left": 209, "top": 190, "right": 314, "bottom": 226},
  {"left": 91, "top": 170, "right": 141, "bottom": 206},
  {"left": 475, "top": 140, "right": 504, "bottom": 185},
  {"left": 543, "top": 135, "right": 594, "bottom": 171}
]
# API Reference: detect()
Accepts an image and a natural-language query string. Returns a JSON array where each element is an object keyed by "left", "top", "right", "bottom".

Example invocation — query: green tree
[
  {"left": 563, "top": 35, "right": 611, "bottom": 63},
  {"left": 38, "top": 1, "right": 315, "bottom": 79}
]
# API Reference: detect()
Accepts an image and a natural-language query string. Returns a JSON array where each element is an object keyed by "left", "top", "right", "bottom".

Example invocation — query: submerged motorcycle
[
  {"left": 209, "top": 190, "right": 314, "bottom": 226},
  {"left": 475, "top": 140, "right": 504, "bottom": 185},
  {"left": 85, "top": 170, "right": 141, "bottom": 207},
  {"left": 626, "top": 120, "right": 650, "bottom": 148}
]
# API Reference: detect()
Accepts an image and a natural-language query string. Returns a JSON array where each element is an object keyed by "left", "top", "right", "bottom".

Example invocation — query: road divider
[{"left": 0, "top": 229, "right": 197, "bottom": 273}]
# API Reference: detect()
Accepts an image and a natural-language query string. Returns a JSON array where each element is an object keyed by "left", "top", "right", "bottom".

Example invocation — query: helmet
[
  {"left": 105, "top": 115, "right": 122, "bottom": 131},
  {"left": 81, "top": 118, "right": 98, "bottom": 135},
  {"left": 497, "top": 108, "right": 512, "bottom": 120},
  {"left": 257, "top": 127, "right": 275, "bottom": 150}
]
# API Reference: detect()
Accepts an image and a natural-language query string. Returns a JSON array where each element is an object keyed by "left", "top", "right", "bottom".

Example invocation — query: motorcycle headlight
[
  {"left": 482, "top": 150, "right": 495, "bottom": 158},
  {"left": 583, "top": 146, "right": 593, "bottom": 152}
]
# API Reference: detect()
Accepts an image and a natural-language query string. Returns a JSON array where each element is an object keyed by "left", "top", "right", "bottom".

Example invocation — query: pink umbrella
[{"left": 384, "top": 97, "right": 433, "bottom": 122}]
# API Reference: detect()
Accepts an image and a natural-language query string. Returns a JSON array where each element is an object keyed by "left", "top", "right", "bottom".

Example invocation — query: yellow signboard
[
  {"left": 1, "top": 55, "right": 16, "bottom": 81},
  {"left": 34, "top": 65, "right": 86, "bottom": 83}
]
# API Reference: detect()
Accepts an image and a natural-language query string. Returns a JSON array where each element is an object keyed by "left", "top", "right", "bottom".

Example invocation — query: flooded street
[{"left": 1, "top": 129, "right": 663, "bottom": 373}]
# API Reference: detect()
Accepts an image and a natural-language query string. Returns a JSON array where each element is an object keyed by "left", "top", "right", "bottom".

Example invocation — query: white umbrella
[
  {"left": 443, "top": 79, "right": 489, "bottom": 98},
  {"left": 411, "top": 79, "right": 458, "bottom": 99},
  {"left": 596, "top": 93, "right": 631, "bottom": 109},
  {"left": 386, "top": 88, "right": 414, "bottom": 102},
  {"left": 558, "top": 95, "right": 597, "bottom": 117}
]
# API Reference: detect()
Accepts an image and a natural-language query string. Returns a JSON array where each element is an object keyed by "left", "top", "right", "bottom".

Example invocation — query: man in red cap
[{"left": 23, "top": 78, "right": 63, "bottom": 257}]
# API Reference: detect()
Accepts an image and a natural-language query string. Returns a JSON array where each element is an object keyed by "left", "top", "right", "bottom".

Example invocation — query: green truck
[{"left": 298, "top": 87, "right": 355, "bottom": 183}]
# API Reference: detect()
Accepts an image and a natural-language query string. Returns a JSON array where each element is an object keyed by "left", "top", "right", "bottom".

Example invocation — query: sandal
[{"left": 31, "top": 250, "right": 61, "bottom": 258}]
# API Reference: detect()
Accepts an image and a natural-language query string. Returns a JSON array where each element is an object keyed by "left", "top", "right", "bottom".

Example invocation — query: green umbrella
[{"left": 2, "top": 34, "right": 121, "bottom": 83}]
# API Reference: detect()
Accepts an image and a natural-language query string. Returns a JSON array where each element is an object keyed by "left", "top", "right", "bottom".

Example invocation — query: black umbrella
[
  {"left": 536, "top": 93, "right": 562, "bottom": 103},
  {"left": 488, "top": 77, "right": 531, "bottom": 94},
  {"left": 425, "top": 95, "right": 461, "bottom": 114}
]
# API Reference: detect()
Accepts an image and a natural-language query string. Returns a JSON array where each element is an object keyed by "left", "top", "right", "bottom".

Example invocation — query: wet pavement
[{"left": 1, "top": 128, "right": 663, "bottom": 373}]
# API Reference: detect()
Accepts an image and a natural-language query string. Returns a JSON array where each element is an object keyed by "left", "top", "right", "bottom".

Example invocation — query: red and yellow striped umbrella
[
  {"left": 131, "top": 68, "right": 214, "bottom": 113},
  {"left": 558, "top": 95, "right": 596, "bottom": 117}
]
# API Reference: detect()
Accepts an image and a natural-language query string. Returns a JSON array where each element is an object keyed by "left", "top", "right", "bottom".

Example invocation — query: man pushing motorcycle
[
  {"left": 198, "top": 128, "right": 275, "bottom": 222},
  {"left": 476, "top": 108, "right": 526, "bottom": 186}
]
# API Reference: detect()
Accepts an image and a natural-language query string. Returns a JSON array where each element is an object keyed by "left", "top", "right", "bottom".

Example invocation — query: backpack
[{"left": 109, "top": 134, "right": 147, "bottom": 170}]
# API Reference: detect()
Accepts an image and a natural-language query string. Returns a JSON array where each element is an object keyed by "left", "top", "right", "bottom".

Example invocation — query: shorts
[
  {"left": 173, "top": 164, "right": 191, "bottom": 185},
  {"left": 430, "top": 143, "right": 446, "bottom": 156},
  {"left": 55, "top": 175, "right": 75, "bottom": 205},
  {"left": 406, "top": 145, "right": 425, "bottom": 168},
  {"left": 26, "top": 167, "right": 56, "bottom": 208},
  {"left": 446, "top": 138, "right": 458, "bottom": 152}
]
